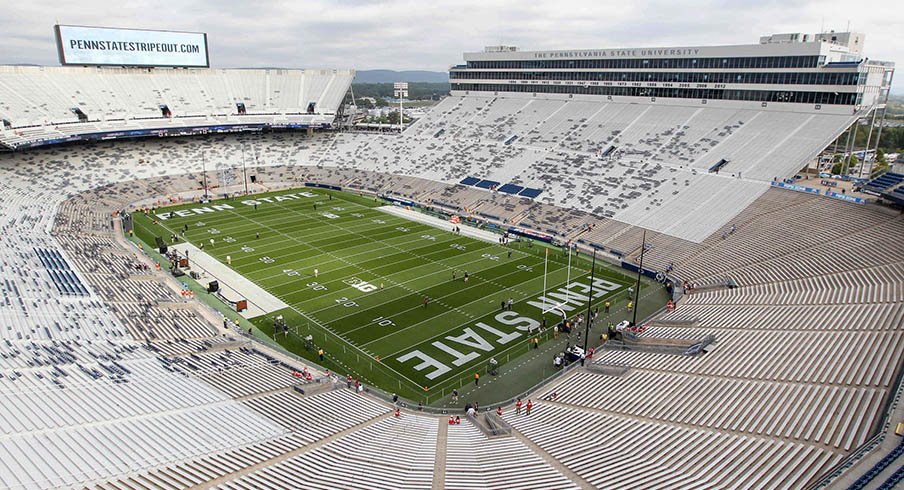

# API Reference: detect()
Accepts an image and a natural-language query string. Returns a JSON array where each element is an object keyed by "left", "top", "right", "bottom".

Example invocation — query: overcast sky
[{"left": 2, "top": 0, "right": 901, "bottom": 90}]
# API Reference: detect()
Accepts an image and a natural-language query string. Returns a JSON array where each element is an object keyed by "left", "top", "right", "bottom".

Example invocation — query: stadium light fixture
[{"left": 394, "top": 82, "right": 408, "bottom": 133}]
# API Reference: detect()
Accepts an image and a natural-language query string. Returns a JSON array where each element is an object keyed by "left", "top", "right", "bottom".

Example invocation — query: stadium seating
[
  {"left": 0, "top": 80, "right": 900, "bottom": 489},
  {"left": 862, "top": 171, "right": 904, "bottom": 195},
  {"left": 314, "top": 95, "right": 858, "bottom": 242},
  {"left": 0, "top": 66, "right": 354, "bottom": 149}
]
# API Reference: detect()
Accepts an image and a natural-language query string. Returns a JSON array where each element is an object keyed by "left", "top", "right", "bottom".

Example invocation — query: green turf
[{"left": 133, "top": 188, "right": 661, "bottom": 403}]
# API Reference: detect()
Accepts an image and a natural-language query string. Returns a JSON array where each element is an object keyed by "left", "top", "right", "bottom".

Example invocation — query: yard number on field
[
  {"left": 335, "top": 297, "right": 358, "bottom": 308},
  {"left": 373, "top": 316, "right": 395, "bottom": 327}
]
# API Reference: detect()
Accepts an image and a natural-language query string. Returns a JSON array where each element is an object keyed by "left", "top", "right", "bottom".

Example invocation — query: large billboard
[{"left": 54, "top": 25, "right": 209, "bottom": 68}]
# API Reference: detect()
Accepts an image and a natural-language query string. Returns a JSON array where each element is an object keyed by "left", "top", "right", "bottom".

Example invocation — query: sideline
[
  {"left": 171, "top": 241, "right": 288, "bottom": 319},
  {"left": 378, "top": 205, "right": 503, "bottom": 245}
]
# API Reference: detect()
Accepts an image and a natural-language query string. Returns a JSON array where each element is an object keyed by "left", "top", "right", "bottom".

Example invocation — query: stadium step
[
  {"left": 511, "top": 426, "right": 596, "bottom": 490},
  {"left": 432, "top": 419, "right": 448, "bottom": 490}
]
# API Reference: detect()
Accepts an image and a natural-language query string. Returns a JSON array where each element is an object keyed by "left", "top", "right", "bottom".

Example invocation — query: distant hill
[{"left": 354, "top": 70, "right": 448, "bottom": 84}]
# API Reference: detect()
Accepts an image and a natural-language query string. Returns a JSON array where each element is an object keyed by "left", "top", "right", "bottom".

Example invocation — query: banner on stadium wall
[
  {"left": 507, "top": 226, "right": 555, "bottom": 244},
  {"left": 55, "top": 25, "right": 209, "bottom": 67},
  {"left": 381, "top": 195, "right": 417, "bottom": 208},
  {"left": 824, "top": 191, "right": 866, "bottom": 204},
  {"left": 770, "top": 181, "right": 820, "bottom": 195}
]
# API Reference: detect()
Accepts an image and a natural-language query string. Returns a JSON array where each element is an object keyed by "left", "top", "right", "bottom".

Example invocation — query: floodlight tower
[{"left": 393, "top": 82, "right": 408, "bottom": 134}]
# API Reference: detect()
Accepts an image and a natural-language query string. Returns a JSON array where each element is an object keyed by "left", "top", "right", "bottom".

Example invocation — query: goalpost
[{"left": 540, "top": 245, "right": 572, "bottom": 321}]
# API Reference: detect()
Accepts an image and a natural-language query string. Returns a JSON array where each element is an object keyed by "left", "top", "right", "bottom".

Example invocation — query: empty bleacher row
[
  {"left": 546, "top": 369, "right": 884, "bottom": 451},
  {"left": 445, "top": 421, "right": 578, "bottom": 490},
  {"left": 217, "top": 414, "right": 437, "bottom": 490},
  {"left": 504, "top": 402, "right": 840, "bottom": 489},
  {"left": 162, "top": 348, "right": 304, "bottom": 399}
]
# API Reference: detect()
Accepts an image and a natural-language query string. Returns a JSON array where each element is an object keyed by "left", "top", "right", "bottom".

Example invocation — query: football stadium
[{"left": 0, "top": 15, "right": 902, "bottom": 490}]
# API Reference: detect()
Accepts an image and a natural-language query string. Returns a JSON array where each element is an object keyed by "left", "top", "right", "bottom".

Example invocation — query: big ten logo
[{"left": 343, "top": 277, "right": 378, "bottom": 292}]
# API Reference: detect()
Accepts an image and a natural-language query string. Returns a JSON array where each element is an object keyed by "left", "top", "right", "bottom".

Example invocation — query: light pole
[
  {"left": 632, "top": 230, "right": 647, "bottom": 326},
  {"left": 240, "top": 144, "right": 249, "bottom": 195},
  {"left": 393, "top": 82, "right": 408, "bottom": 133},
  {"left": 201, "top": 151, "right": 209, "bottom": 199},
  {"left": 583, "top": 248, "right": 596, "bottom": 353}
]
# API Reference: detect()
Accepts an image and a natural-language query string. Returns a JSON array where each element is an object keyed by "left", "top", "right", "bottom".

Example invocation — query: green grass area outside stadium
[{"left": 132, "top": 187, "right": 669, "bottom": 405}]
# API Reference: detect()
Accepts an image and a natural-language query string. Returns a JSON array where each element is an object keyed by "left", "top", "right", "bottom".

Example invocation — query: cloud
[{"left": 0, "top": 0, "right": 899, "bottom": 90}]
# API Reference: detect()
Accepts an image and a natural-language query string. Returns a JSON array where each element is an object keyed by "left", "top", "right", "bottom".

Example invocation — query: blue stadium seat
[
  {"left": 498, "top": 183, "right": 524, "bottom": 194},
  {"left": 475, "top": 179, "right": 501, "bottom": 189},
  {"left": 519, "top": 188, "right": 543, "bottom": 198}
]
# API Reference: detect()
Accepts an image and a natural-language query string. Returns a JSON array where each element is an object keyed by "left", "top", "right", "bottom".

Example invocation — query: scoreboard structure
[{"left": 54, "top": 25, "right": 210, "bottom": 68}]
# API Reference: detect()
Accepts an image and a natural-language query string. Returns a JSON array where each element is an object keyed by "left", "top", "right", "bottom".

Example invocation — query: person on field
[
  {"left": 474, "top": 372, "right": 480, "bottom": 386},
  {"left": 423, "top": 296, "right": 429, "bottom": 308}
]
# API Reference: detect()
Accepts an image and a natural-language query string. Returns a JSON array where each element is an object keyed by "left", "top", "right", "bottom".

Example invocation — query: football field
[{"left": 133, "top": 188, "right": 644, "bottom": 401}]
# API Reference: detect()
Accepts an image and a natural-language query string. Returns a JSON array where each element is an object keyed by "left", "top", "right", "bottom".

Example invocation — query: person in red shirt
[
  {"left": 448, "top": 416, "right": 455, "bottom": 425},
  {"left": 526, "top": 399, "right": 533, "bottom": 415},
  {"left": 496, "top": 406, "right": 503, "bottom": 416},
  {"left": 394, "top": 408, "right": 401, "bottom": 418},
  {"left": 515, "top": 398, "right": 523, "bottom": 415}
]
